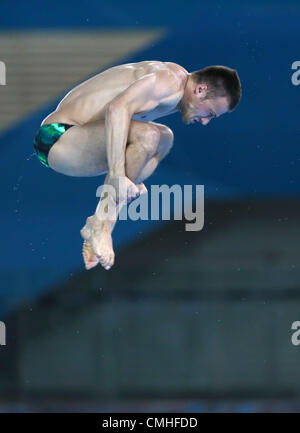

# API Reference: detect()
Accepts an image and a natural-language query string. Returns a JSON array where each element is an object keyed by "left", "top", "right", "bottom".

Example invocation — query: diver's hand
[{"left": 106, "top": 175, "right": 140, "bottom": 204}]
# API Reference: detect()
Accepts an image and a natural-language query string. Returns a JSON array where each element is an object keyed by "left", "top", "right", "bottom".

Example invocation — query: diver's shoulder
[{"left": 164, "top": 61, "right": 188, "bottom": 75}]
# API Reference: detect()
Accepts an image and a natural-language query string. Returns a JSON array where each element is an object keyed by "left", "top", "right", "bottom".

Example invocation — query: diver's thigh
[{"left": 48, "top": 121, "right": 108, "bottom": 177}]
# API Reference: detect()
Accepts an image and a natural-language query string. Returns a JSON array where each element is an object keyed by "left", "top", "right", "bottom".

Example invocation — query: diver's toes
[
  {"left": 80, "top": 227, "right": 91, "bottom": 241},
  {"left": 98, "top": 253, "right": 114, "bottom": 270}
]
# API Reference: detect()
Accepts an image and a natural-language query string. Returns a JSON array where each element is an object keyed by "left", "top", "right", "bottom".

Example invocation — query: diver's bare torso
[{"left": 41, "top": 61, "right": 188, "bottom": 126}]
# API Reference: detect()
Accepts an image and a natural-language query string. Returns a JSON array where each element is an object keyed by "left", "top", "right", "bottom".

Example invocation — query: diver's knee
[
  {"left": 140, "top": 124, "right": 161, "bottom": 155},
  {"left": 150, "top": 123, "right": 174, "bottom": 158},
  {"left": 158, "top": 130, "right": 174, "bottom": 160}
]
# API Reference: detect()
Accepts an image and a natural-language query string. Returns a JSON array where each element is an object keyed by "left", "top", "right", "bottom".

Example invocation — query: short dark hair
[{"left": 191, "top": 65, "right": 241, "bottom": 111}]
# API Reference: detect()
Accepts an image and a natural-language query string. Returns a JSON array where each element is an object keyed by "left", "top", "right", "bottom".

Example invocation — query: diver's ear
[{"left": 194, "top": 83, "right": 208, "bottom": 97}]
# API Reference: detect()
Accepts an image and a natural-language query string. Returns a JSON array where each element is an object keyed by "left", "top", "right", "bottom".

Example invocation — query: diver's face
[{"left": 181, "top": 83, "right": 229, "bottom": 125}]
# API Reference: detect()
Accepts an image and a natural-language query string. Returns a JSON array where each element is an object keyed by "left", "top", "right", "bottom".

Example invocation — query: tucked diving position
[{"left": 33, "top": 60, "right": 242, "bottom": 270}]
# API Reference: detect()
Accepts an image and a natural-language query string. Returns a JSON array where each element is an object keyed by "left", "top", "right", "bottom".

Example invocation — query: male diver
[{"left": 34, "top": 61, "right": 241, "bottom": 270}]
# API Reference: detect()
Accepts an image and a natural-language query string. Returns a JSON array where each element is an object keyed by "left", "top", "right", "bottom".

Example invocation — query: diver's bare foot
[
  {"left": 80, "top": 216, "right": 115, "bottom": 270},
  {"left": 82, "top": 240, "right": 99, "bottom": 270},
  {"left": 80, "top": 186, "right": 145, "bottom": 270}
]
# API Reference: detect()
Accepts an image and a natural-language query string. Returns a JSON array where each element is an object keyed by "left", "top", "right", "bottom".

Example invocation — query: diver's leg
[
  {"left": 47, "top": 119, "right": 173, "bottom": 270},
  {"left": 47, "top": 120, "right": 108, "bottom": 177},
  {"left": 81, "top": 121, "right": 174, "bottom": 270}
]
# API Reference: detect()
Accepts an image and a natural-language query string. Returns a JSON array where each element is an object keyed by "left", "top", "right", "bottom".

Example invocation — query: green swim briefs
[{"left": 33, "top": 122, "right": 74, "bottom": 168}]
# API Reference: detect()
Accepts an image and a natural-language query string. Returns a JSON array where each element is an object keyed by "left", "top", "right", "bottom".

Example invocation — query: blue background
[{"left": 1, "top": 0, "right": 299, "bottom": 314}]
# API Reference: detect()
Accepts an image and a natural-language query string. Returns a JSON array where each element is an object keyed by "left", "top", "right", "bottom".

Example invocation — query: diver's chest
[{"left": 132, "top": 104, "right": 175, "bottom": 122}]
